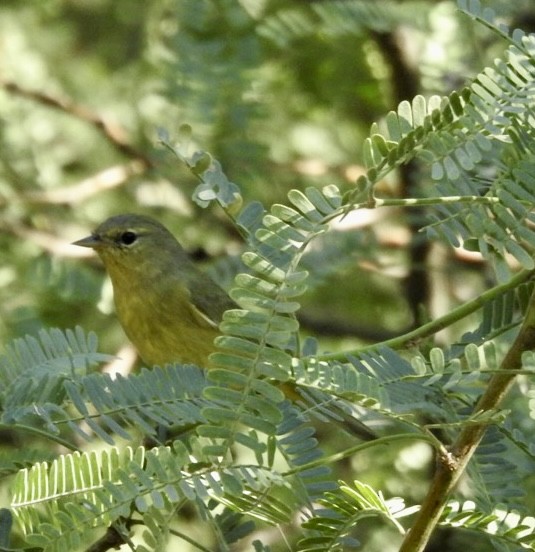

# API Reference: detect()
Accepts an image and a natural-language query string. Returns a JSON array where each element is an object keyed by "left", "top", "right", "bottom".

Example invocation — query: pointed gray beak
[{"left": 72, "top": 234, "right": 101, "bottom": 249}]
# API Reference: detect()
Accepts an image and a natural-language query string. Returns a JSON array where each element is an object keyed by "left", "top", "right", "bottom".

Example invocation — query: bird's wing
[
  {"left": 186, "top": 270, "right": 238, "bottom": 325},
  {"left": 187, "top": 298, "right": 220, "bottom": 329}
]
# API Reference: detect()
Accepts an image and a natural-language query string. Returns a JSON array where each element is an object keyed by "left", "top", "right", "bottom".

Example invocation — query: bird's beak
[{"left": 72, "top": 234, "right": 101, "bottom": 249}]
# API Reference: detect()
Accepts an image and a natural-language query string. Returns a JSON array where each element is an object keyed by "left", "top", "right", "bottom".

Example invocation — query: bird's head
[{"left": 73, "top": 213, "right": 188, "bottom": 279}]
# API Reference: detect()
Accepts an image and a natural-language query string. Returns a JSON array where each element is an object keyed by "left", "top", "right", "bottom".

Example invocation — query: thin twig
[
  {"left": 85, "top": 524, "right": 129, "bottom": 552},
  {"left": 320, "top": 267, "right": 534, "bottom": 361},
  {"left": 25, "top": 161, "right": 146, "bottom": 205},
  {"left": 1, "top": 80, "right": 153, "bottom": 169}
]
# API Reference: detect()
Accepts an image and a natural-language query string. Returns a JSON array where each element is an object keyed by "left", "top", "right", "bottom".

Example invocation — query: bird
[
  {"left": 73, "top": 213, "right": 237, "bottom": 369},
  {"left": 74, "top": 213, "right": 377, "bottom": 440}
]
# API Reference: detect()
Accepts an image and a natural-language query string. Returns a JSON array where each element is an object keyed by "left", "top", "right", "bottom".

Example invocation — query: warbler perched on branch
[{"left": 74, "top": 213, "right": 376, "bottom": 440}]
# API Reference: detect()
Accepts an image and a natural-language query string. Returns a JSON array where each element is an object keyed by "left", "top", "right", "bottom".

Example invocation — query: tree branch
[
  {"left": 399, "top": 278, "right": 535, "bottom": 551},
  {"left": 1, "top": 80, "right": 153, "bottom": 170}
]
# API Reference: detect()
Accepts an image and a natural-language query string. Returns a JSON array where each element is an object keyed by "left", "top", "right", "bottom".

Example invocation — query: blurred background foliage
[{"left": 1, "top": 0, "right": 535, "bottom": 550}]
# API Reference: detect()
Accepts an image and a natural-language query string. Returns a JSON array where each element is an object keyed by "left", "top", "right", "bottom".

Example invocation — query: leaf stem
[
  {"left": 0, "top": 423, "right": 79, "bottom": 451},
  {"left": 283, "top": 433, "right": 436, "bottom": 477},
  {"left": 319, "top": 268, "right": 534, "bottom": 361}
]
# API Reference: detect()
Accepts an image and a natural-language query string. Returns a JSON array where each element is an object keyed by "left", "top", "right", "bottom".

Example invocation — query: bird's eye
[{"left": 119, "top": 231, "right": 138, "bottom": 245}]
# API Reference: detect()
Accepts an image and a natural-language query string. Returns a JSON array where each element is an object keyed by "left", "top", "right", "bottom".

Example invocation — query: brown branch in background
[
  {"left": 26, "top": 161, "right": 146, "bottom": 205},
  {"left": 10, "top": 224, "right": 79, "bottom": 257},
  {"left": 1, "top": 80, "right": 154, "bottom": 170},
  {"left": 371, "top": 31, "right": 430, "bottom": 328}
]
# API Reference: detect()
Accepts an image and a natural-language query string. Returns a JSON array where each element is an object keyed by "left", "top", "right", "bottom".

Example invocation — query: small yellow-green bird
[
  {"left": 74, "top": 213, "right": 376, "bottom": 440},
  {"left": 73, "top": 213, "right": 237, "bottom": 368}
]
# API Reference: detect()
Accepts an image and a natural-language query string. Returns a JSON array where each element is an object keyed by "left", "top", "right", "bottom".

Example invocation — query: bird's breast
[{"left": 113, "top": 280, "right": 220, "bottom": 368}]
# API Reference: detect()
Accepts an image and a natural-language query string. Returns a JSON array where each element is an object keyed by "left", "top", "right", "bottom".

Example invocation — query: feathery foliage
[{"left": 2, "top": 1, "right": 535, "bottom": 551}]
